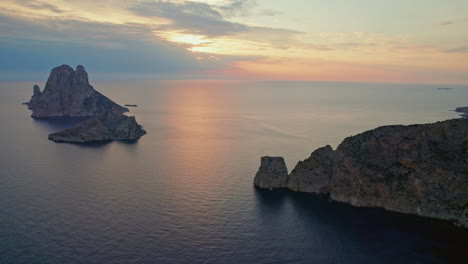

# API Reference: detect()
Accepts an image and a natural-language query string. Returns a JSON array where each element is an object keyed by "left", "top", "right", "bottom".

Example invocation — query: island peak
[{"left": 26, "top": 64, "right": 128, "bottom": 118}]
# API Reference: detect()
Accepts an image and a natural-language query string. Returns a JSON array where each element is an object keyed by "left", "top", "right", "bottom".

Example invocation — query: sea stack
[
  {"left": 254, "top": 118, "right": 468, "bottom": 227},
  {"left": 254, "top": 157, "right": 289, "bottom": 189},
  {"left": 26, "top": 65, "right": 128, "bottom": 118}
]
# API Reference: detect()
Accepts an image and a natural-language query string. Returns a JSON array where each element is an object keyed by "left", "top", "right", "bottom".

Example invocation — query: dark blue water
[{"left": 1, "top": 80, "right": 467, "bottom": 263}]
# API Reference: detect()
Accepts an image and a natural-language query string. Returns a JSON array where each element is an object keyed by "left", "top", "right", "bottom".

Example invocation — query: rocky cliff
[
  {"left": 26, "top": 65, "right": 128, "bottom": 118},
  {"left": 287, "top": 145, "right": 334, "bottom": 194},
  {"left": 254, "top": 157, "right": 288, "bottom": 189},
  {"left": 48, "top": 107, "right": 146, "bottom": 143},
  {"left": 254, "top": 118, "right": 468, "bottom": 226}
]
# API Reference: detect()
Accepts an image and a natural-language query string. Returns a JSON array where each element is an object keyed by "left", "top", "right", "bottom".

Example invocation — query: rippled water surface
[{"left": 1, "top": 80, "right": 467, "bottom": 263}]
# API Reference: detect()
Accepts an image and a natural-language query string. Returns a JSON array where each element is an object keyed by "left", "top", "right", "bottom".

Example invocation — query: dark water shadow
[
  {"left": 254, "top": 189, "right": 468, "bottom": 263},
  {"left": 52, "top": 140, "right": 113, "bottom": 148},
  {"left": 253, "top": 187, "right": 289, "bottom": 210},
  {"left": 115, "top": 139, "right": 141, "bottom": 152},
  {"left": 32, "top": 117, "right": 93, "bottom": 132},
  {"left": 52, "top": 138, "right": 141, "bottom": 149}
]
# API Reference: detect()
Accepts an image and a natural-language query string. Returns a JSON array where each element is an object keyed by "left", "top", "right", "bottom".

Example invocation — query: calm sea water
[{"left": 1, "top": 80, "right": 467, "bottom": 263}]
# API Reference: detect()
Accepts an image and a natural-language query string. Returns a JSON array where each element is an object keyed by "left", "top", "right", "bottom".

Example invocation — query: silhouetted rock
[
  {"left": 48, "top": 107, "right": 146, "bottom": 143},
  {"left": 255, "top": 118, "right": 468, "bottom": 227},
  {"left": 27, "top": 65, "right": 127, "bottom": 118},
  {"left": 254, "top": 157, "right": 288, "bottom": 189}
]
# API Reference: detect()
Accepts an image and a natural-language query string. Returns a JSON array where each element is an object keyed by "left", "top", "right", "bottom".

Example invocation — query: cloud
[
  {"left": 0, "top": 13, "right": 202, "bottom": 76},
  {"left": 16, "top": 0, "right": 67, "bottom": 13},
  {"left": 0, "top": 9, "right": 273, "bottom": 80},
  {"left": 438, "top": 16, "right": 468, "bottom": 26},
  {"left": 131, "top": 1, "right": 249, "bottom": 37},
  {"left": 0, "top": 13, "right": 156, "bottom": 42},
  {"left": 258, "top": 9, "right": 282, "bottom": 17},
  {"left": 440, "top": 21, "right": 454, "bottom": 26},
  {"left": 444, "top": 45, "right": 468, "bottom": 53},
  {"left": 219, "top": 0, "right": 257, "bottom": 17}
]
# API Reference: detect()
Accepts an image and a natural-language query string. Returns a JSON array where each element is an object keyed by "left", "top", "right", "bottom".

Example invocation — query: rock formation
[
  {"left": 287, "top": 145, "right": 334, "bottom": 194},
  {"left": 456, "top": 106, "right": 468, "bottom": 118},
  {"left": 254, "top": 118, "right": 468, "bottom": 227},
  {"left": 25, "top": 65, "right": 146, "bottom": 143},
  {"left": 48, "top": 107, "right": 146, "bottom": 143},
  {"left": 26, "top": 65, "right": 128, "bottom": 118},
  {"left": 254, "top": 157, "right": 288, "bottom": 189},
  {"left": 455, "top": 106, "right": 468, "bottom": 113}
]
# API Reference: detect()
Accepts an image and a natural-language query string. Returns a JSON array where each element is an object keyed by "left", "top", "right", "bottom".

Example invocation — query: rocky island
[
  {"left": 26, "top": 65, "right": 128, "bottom": 118},
  {"left": 26, "top": 65, "right": 146, "bottom": 143},
  {"left": 48, "top": 106, "right": 146, "bottom": 143},
  {"left": 255, "top": 118, "right": 468, "bottom": 227}
]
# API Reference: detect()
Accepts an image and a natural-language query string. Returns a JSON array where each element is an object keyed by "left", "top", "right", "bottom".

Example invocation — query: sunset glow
[{"left": 1, "top": 0, "right": 467, "bottom": 83}]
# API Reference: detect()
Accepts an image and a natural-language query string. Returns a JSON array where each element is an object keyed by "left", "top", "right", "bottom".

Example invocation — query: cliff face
[
  {"left": 254, "top": 118, "right": 468, "bottom": 226},
  {"left": 48, "top": 107, "right": 146, "bottom": 143},
  {"left": 287, "top": 145, "right": 334, "bottom": 194},
  {"left": 331, "top": 119, "right": 467, "bottom": 225},
  {"left": 27, "top": 65, "right": 128, "bottom": 118}
]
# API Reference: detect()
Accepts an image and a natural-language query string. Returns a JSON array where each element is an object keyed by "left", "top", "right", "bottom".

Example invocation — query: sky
[{"left": 1, "top": 0, "right": 467, "bottom": 83}]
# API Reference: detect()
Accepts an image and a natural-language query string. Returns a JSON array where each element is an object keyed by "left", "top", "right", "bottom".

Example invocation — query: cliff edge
[{"left": 254, "top": 118, "right": 468, "bottom": 227}]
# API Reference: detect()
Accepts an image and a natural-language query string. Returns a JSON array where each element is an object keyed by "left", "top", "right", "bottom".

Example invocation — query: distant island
[
  {"left": 255, "top": 118, "right": 468, "bottom": 227},
  {"left": 455, "top": 106, "right": 468, "bottom": 113},
  {"left": 49, "top": 106, "right": 146, "bottom": 143},
  {"left": 437, "top": 87, "right": 453, "bottom": 90},
  {"left": 25, "top": 65, "right": 146, "bottom": 143},
  {"left": 26, "top": 65, "right": 128, "bottom": 118},
  {"left": 455, "top": 106, "right": 468, "bottom": 118},
  {"left": 124, "top": 104, "right": 138, "bottom": 107}
]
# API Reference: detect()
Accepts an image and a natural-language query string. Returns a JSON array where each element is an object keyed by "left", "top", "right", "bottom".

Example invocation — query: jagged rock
[
  {"left": 33, "top": 84, "right": 41, "bottom": 96},
  {"left": 287, "top": 145, "right": 334, "bottom": 194},
  {"left": 27, "top": 65, "right": 128, "bottom": 118},
  {"left": 48, "top": 107, "right": 146, "bottom": 143},
  {"left": 254, "top": 157, "right": 288, "bottom": 189},
  {"left": 255, "top": 118, "right": 468, "bottom": 226}
]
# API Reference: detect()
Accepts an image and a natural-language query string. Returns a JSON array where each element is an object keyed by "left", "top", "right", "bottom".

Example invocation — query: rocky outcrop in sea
[
  {"left": 48, "top": 106, "right": 146, "bottom": 143},
  {"left": 254, "top": 118, "right": 468, "bottom": 227},
  {"left": 26, "top": 65, "right": 128, "bottom": 118},
  {"left": 456, "top": 106, "right": 468, "bottom": 117},
  {"left": 254, "top": 157, "right": 288, "bottom": 189},
  {"left": 26, "top": 65, "right": 146, "bottom": 143}
]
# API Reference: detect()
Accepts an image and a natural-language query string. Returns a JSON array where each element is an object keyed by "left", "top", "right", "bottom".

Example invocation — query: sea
[{"left": 1, "top": 80, "right": 467, "bottom": 263}]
